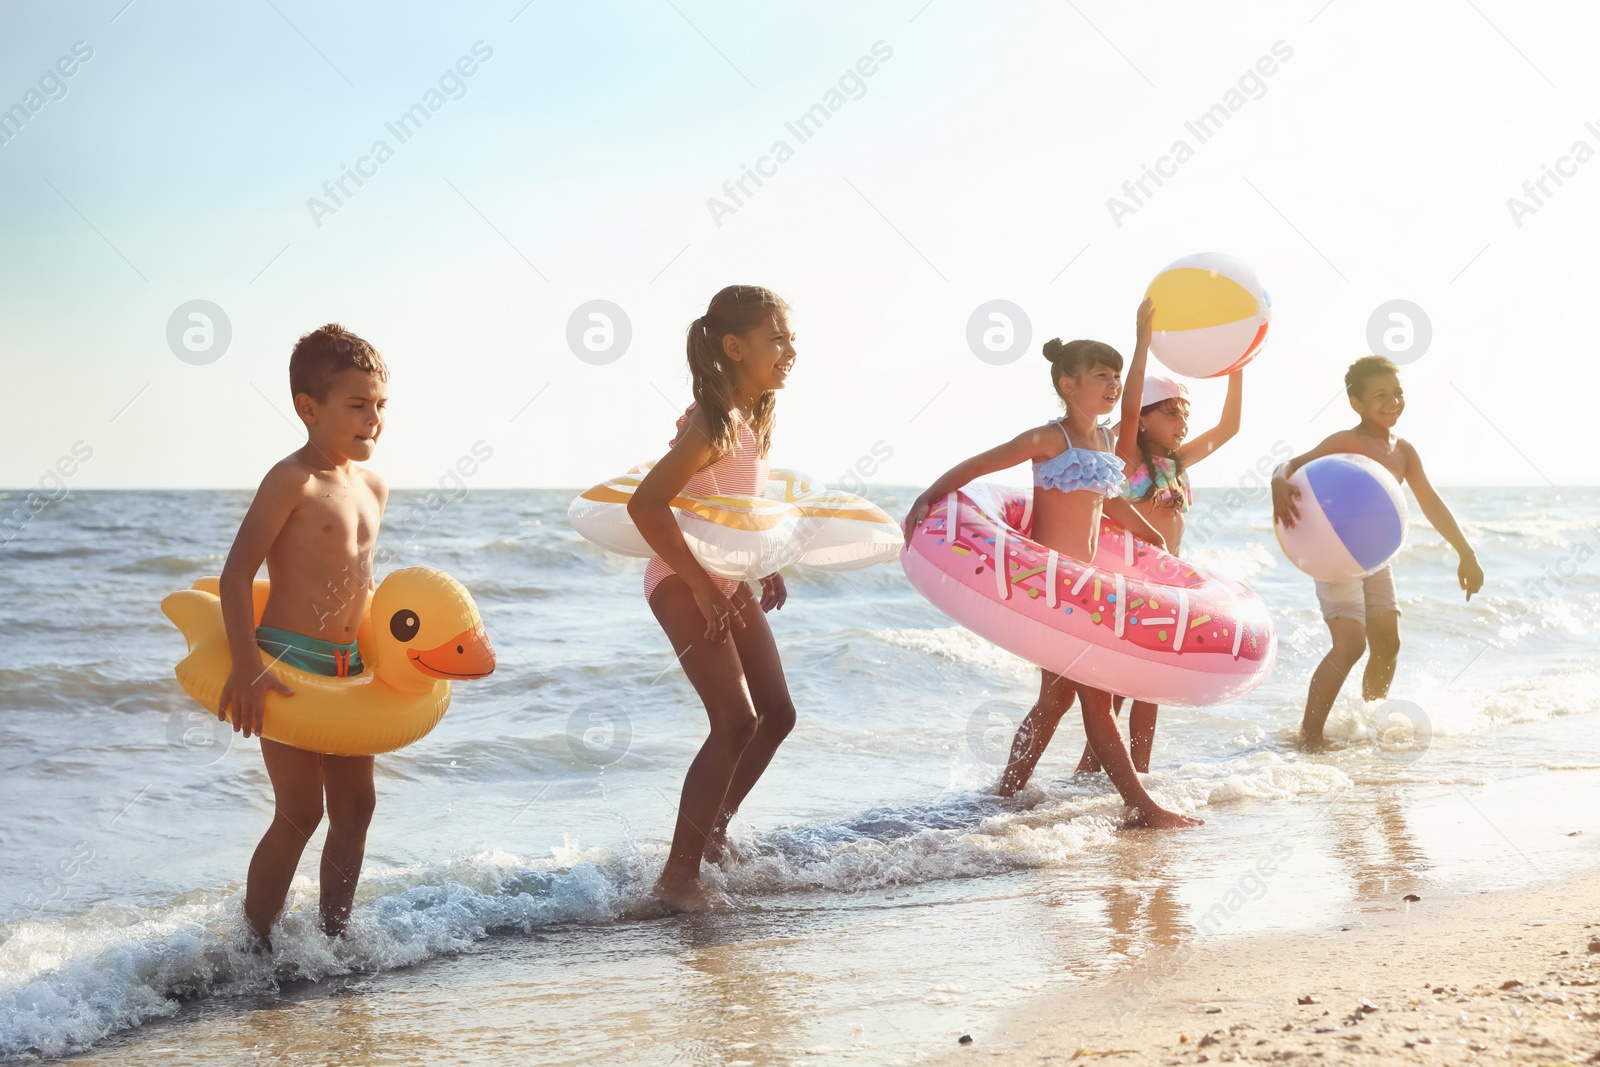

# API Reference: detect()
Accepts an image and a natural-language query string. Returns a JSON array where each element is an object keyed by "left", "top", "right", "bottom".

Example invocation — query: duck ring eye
[{"left": 389, "top": 609, "right": 419, "bottom": 642}]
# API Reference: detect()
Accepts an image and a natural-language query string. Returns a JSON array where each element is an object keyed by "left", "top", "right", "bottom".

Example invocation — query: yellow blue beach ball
[
  {"left": 1275, "top": 454, "right": 1409, "bottom": 582},
  {"left": 1144, "top": 253, "right": 1271, "bottom": 378}
]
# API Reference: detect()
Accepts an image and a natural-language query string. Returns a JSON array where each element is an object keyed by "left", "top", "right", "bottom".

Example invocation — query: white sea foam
[
  {"left": 0, "top": 848, "right": 633, "bottom": 1061},
  {"left": 1314, "top": 664, "right": 1600, "bottom": 750},
  {"left": 0, "top": 748, "right": 1361, "bottom": 1060}
]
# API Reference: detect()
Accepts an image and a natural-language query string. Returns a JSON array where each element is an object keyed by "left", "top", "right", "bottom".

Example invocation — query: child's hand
[
  {"left": 903, "top": 494, "right": 932, "bottom": 543},
  {"left": 758, "top": 572, "right": 787, "bottom": 613},
  {"left": 691, "top": 580, "right": 744, "bottom": 643},
  {"left": 1272, "top": 476, "right": 1302, "bottom": 527},
  {"left": 1458, "top": 552, "right": 1484, "bottom": 600},
  {"left": 1136, "top": 298, "right": 1154, "bottom": 349},
  {"left": 218, "top": 666, "right": 295, "bottom": 739}
]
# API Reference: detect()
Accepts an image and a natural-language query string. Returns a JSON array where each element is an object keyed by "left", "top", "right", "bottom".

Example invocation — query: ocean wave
[
  {"left": 1165, "top": 750, "right": 1351, "bottom": 806},
  {"left": 450, "top": 577, "right": 562, "bottom": 601},
  {"left": 1312, "top": 665, "right": 1600, "bottom": 750},
  {"left": 868, "top": 626, "right": 1034, "bottom": 680},
  {"left": 109, "top": 555, "right": 220, "bottom": 576},
  {"left": 0, "top": 748, "right": 1351, "bottom": 1061},
  {"left": 0, "top": 545, "right": 101, "bottom": 562},
  {"left": 385, "top": 549, "right": 654, "bottom": 597},
  {"left": 0, "top": 666, "right": 165, "bottom": 716},
  {"left": 0, "top": 847, "right": 634, "bottom": 1061}
]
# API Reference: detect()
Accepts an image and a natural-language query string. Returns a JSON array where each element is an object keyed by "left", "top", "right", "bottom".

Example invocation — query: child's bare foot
[
  {"left": 243, "top": 926, "right": 273, "bottom": 955},
  {"left": 1127, "top": 805, "right": 1203, "bottom": 829},
  {"left": 702, "top": 813, "right": 739, "bottom": 866},
  {"left": 702, "top": 829, "right": 727, "bottom": 865},
  {"left": 702, "top": 828, "right": 750, "bottom": 868},
  {"left": 1298, "top": 730, "right": 1332, "bottom": 753},
  {"left": 652, "top": 872, "right": 711, "bottom": 914}
]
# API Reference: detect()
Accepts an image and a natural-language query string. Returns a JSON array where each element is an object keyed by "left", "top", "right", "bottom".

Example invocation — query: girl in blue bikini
[
  {"left": 904, "top": 301, "right": 1200, "bottom": 828},
  {"left": 1075, "top": 360, "right": 1244, "bottom": 777}
]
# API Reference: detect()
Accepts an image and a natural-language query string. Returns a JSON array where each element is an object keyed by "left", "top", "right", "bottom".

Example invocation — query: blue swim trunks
[{"left": 255, "top": 625, "right": 364, "bottom": 678}]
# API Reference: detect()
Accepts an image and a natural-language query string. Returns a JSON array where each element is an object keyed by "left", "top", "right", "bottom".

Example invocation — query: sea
[{"left": 2, "top": 485, "right": 1598, "bottom": 1064}]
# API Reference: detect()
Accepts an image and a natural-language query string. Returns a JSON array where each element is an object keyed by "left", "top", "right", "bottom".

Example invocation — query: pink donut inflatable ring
[{"left": 901, "top": 484, "right": 1277, "bottom": 706}]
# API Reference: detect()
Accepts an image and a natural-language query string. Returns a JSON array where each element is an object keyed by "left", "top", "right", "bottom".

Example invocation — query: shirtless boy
[
  {"left": 216, "top": 323, "right": 389, "bottom": 947},
  {"left": 1272, "top": 355, "right": 1483, "bottom": 748}
]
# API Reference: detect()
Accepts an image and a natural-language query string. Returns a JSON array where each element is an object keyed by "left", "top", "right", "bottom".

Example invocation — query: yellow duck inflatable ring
[{"left": 162, "top": 568, "right": 496, "bottom": 756}]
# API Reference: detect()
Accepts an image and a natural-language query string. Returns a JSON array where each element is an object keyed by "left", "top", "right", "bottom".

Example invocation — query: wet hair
[
  {"left": 685, "top": 285, "right": 787, "bottom": 459},
  {"left": 1041, "top": 338, "right": 1123, "bottom": 404},
  {"left": 289, "top": 323, "right": 388, "bottom": 402},
  {"left": 1345, "top": 354, "right": 1399, "bottom": 399},
  {"left": 1131, "top": 398, "right": 1188, "bottom": 507}
]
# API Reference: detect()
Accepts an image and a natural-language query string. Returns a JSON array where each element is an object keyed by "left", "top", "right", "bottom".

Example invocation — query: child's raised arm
[
  {"left": 1398, "top": 441, "right": 1483, "bottom": 600},
  {"left": 218, "top": 466, "right": 304, "bottom": 737},
  {"left": 902, "top": 427, "right": 1064, "bottom": 541},
  {"left": 629, "top": 407, "right": 741, "bottom": 642},
  {"left": 1176, "top": 367, "right": 1243, "bottom": 466},
  {"left": 1115, "top": 298, "right": 1155, "bottom": 467}
]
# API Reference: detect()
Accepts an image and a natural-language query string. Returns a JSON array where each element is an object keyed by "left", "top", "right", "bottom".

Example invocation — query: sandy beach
[{"left": 945, "top": 875, "right": 1600, "bottom": 1066}]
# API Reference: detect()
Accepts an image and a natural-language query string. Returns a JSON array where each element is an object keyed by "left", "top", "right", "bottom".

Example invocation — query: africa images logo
[{"left": 305, "top": 42, "right": 494, "bottom": 228}]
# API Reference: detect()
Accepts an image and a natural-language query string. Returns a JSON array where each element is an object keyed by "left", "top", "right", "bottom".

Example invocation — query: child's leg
[
  {"left": 1300, "top": 617, "right": 1368, "bottom": 748},
  {"left": 1078, "top": 684, "right": 1201, "bottom": 828},
  {"left": 1076, "top": 696, "right": 1157, "bottom": 774},
  {"left": 648, "top": 576, "right": 764, "bottom": 910},
  {"left": 1075, "top": 694, "right": 1121, "bottom": 774},
  {"left": 707, "top": 586, "right": 797, "bottom": 857},
  {"left": 998, "top": 670, "right": 1077, "bottom": 797},
  {"left": 319, "top": 753, "right": 376, "bottom": 938},
  {"left": 1361, "top": 610, "right": 1401, "bottom": 702},
  {"left": 244, "top": 739, "right": 326, "bottom": 946},
  {"left": 1126, "top": 701, "right": 1159, "bottom": 774}
]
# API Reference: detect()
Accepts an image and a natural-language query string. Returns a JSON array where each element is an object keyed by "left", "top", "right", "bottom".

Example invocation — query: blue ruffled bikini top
[{"left": 1032, "top": 419, "right": 1129, "bottom": 498}]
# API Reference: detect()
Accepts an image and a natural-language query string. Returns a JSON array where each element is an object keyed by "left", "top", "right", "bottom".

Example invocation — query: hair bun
[{"left": 1042, "top": 337, "right": 1065, "bottom": 362}]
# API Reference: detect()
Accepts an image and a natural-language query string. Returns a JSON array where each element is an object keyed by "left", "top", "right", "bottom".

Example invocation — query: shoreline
[
  {"left": 27, "top": 775, "right": 1600, "bottom": 1065},
  {"left": 942, "top": 873, "right": 1600, "bottom": 1066}
]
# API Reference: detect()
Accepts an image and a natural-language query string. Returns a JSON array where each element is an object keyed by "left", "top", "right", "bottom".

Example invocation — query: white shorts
[{"left": 1313, "top": 565, "right": 1399, "bottom": 626}]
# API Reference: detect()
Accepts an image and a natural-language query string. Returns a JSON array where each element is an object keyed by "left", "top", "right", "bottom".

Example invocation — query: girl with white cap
[{"left": 1075, "top": 362, "right": 1244, "bottom": 775}]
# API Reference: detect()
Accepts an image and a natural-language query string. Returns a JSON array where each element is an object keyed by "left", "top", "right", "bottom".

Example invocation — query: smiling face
[
  {"left": 1059, "top": 360, "right": 1123, "bottom": 417},
  {"left": 298, "top": 368, "right": 388, "bottom": 463},
  {"left": 1350, "top": 371, "right": 1405, "bottom": 429},
  {"left": 1140, "top": 398, "right": 1191, "bottom": 451},
  {"left": 724, "top": 311, "right": 796, "bottom": 395}
]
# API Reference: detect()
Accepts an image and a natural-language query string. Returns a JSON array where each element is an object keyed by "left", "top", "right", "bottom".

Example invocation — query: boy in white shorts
[
  {"left": 1315, "top": 564, "right": 1399, "bottom": 627},
  {"left": 1272, "top": 356, "right": 1483, "bottom": 749}
]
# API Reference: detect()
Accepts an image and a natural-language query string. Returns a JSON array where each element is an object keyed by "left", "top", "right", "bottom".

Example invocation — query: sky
[{"left": 1, "top": 0, "right": 1597, "bottom": 491}]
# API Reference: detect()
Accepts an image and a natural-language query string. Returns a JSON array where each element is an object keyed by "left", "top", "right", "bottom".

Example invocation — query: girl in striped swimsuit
[
  {"left": 629, "top": 285, "right": 798, "bottom": 912},
  {"left": 904, "top": 300, "right": 1200, "bottom": 828}
]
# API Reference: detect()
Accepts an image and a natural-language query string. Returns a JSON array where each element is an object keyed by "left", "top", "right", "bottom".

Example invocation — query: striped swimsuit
[{"left": 643, "top": 404, "right": 769, "bottom": 602}]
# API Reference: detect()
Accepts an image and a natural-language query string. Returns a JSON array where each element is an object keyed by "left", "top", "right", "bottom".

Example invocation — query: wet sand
[{"left": 944, "top": 873, "right": 1600, "bottom": 1066}]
